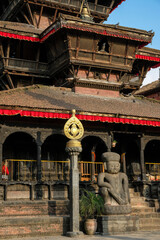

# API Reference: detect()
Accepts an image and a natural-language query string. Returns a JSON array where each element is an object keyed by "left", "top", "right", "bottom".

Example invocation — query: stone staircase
[
  {"left": 0, "top": 200, "right": 69, "bottom": 239},
  {"left": 129, "top": 187, "right": 160, "bottom": 231}
]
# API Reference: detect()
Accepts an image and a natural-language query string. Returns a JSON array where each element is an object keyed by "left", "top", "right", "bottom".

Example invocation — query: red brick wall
[
  {"left": 146, "top": 92, "right": 160, "bottom": 100},
  {"left": 74, "top": 86, "right": 120, "bottom": 97}
]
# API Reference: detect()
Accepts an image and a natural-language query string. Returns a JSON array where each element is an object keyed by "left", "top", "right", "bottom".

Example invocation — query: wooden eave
[
  {"left": 0, "top": 17, "right": 154, "bottom": 45},
  {"left": 41, "top": 17, "right": 153, "bottom": 45},
  {"left": 0, "top": 22, "right": 41, "bottom": 42},
  {"left": 137, "top": 47, "right": 160, "bottom": 58},
  {"left": 74, "top": 78, "right": 122, "bottom": 91},
  {"left": 135, "top": 47, "right": 160, "bottom": 70}
]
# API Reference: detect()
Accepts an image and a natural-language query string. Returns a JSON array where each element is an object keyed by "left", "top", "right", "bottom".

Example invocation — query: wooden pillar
[
  {"left": 140, "top": 136, "right": 146, "bottom": 181},
  {"left": 6, "top": 39, "right": 10, "bottom": 67},
  {"left": 107, "top": 134, "right": 112, "bottom": 152},
  {"left": 0, "top": 142, "right": 2, "bottom": 181},
  {"left": 36, "top": 132, "right": 42, "bottom": 182}
]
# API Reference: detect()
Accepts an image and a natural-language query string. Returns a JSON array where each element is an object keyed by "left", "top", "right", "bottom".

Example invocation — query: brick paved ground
[{"left": 2, "top": 231, "right": 160, "bottom": 240}]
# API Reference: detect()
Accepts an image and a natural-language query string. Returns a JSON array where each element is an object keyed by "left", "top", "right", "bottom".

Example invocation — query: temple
[{"left": 0, "top": 0, "right": 160, "bottom": 237}]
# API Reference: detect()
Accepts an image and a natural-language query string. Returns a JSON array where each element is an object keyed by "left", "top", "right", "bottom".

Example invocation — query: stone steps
[
  {"left": 129, "top": 187, "right": 160, "bottom": 232},
  {"left": 0, "top": 200, "right": 70, "bottom": 238},
  {"left": 130, "top": 192, "right": 141, "bottom": 197},
  {"left": 0, "top": 215, "right": 69, "bottom": 239},
  {"left": 139, "top": 225, "right": 160, "bottom": 231},
  {"left": 131, "top": 206, "right": 157, "bottom": 213}
]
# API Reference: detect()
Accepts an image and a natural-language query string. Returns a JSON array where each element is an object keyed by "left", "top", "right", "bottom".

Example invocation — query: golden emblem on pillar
[{"left": 64, "top": 109, "right": 84, "bottom": 140}]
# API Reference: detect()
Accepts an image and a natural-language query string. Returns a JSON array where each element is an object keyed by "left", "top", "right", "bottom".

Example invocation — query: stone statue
[{"left": 98, "top": 152, "right": 131, "bottom": 215}]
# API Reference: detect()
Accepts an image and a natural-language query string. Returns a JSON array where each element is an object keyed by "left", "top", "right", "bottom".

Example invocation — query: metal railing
[
  {"left": 145, "top": 163, "right": 160, "bottom": 181},
  {"left": 2, "top": 159, "right": 104, "bottom": 182},
  {"left": 41, "top": 160, "right": 70, "bottom": 181},
  {"left": 79, "top": 161, "right": 104, "bottom": 181},
  {"left": 3, "top": 159, "right": 37, "bottom": 181}
]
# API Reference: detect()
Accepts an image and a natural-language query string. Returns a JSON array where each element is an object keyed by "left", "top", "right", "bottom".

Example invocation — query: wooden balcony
[
  {"left": 0, "top": 0, "right": 113, "bottom": 22},
  {"left": 70, "top": 48, "right": 134, "bottom": 71},
  {"left": 1, "top": 57, "right": 48, "bottom": 77},
  {"left": 49, "top": 0, "right": 110, "bottom": 16}
]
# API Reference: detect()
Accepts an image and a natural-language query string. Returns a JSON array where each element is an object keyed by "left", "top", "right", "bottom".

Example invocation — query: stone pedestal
[
  {"left": 66, "top": 139, "right": 83, "bottom": 237},
  {"left": 98, "top": 215, "right": 139, "bottom": 235}
]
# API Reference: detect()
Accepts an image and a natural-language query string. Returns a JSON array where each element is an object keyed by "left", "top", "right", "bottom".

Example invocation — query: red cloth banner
[
  {"left": 0, "top": 108, "right": 160, "bottom": 127},
  {"left": 0, "top": 31, "right": 39, "bottom": 42},
  {"left": 135, "top": 54, "right": 160, "bottom": 62}
]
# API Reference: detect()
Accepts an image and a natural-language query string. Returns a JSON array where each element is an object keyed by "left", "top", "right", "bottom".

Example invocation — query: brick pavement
[{"left": 2, "top": 231, "right": 160, "bottom": 240}]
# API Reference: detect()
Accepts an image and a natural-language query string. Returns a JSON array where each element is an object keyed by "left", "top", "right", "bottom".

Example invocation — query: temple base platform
[{"left": 98, "top": 215, "right": 139, "bottom": 235}]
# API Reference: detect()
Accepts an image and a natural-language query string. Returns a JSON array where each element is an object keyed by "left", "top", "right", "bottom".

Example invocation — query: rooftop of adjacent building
[
  {"left": 0, "top": 84, "right": 160, "bottom": 121},
  {"left": 135, "top": 79, "right": 160, "bottom": 95}
]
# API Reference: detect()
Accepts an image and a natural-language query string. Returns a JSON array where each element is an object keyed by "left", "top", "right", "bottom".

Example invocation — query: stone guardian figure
[{"left": 98, "top": 152, "right": 131, "bottom": 215}]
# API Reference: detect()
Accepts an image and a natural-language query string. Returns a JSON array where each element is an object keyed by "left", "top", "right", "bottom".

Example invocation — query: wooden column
[
  {"left": 36, "top": 132, "right": 42, "bottom": 182},
  {"left": 0, "top": 142, "right": 2, "bottom": 181},
  {"left": 6, "top": 39, "right": 10, "bottom": 66},
  {"left": 140, "top": 136, "right": 146, "bottom": 181},
  {"left": 107, "top": 134, "right": 112, "bottom": 152}
]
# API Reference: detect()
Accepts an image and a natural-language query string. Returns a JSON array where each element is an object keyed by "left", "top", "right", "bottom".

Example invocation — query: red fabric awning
[
  {"left": 0, "top": 31, "right": 40, "bottom": 42},
  {"left": 136, "top": 54, "right": 160, "bottom": 62},
  {"left": 135, "top": 54, "right": 160, "bottom": 70},
  {"left": 0, "top": 108, "right": 160, "bottom": 127}
]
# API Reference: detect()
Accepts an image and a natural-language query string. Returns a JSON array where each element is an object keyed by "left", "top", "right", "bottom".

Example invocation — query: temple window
[{"left": 98, "top": 39, "right": 110, "bottom": 53}]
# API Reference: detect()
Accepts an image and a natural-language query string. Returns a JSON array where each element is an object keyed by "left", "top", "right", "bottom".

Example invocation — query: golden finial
[{"left": 64, "top": 109, "right": 84, "bottom": 140}]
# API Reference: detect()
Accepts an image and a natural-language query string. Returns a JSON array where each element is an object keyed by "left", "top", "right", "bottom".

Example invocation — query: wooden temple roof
[
  {"left": 0, "top": 85, "right": 160, "bottom": 127},
  {"left": 0, "top": 21, "right": 41, "bottom": 42},
  {"left": 0, "top": 21, "right": 42, "bottom": 34},
  {"left": 135, "top": 80, "right": 160, "bottom": 96},
  {"left": 0, "top": 16, "right": 153, "bottom": 44},
  {"left": 40, "top": 16, "right": 154, "bottom": 44}
]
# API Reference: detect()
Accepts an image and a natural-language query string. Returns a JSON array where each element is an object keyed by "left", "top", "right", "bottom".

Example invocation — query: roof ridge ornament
[{"left": 64, "top": 109, "right": 84, "bottom": 140}]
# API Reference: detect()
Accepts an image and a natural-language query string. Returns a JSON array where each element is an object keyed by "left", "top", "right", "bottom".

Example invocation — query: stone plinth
[{"left": 98, "top": 215, "right": 139, "bottom": 235}]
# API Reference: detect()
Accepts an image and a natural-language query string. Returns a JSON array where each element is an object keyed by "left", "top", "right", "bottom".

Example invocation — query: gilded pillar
[{"left": 64, "top": 109, "right": 84, "bottom": 237}]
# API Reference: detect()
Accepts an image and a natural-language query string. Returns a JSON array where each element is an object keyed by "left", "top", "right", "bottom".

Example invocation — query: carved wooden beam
[
  {"left": 106, "top": 0, "right": 115, "bottom": 16},
  {"left": 6, "top": 74, "right": 14, "bottom": 89},
  {"left": 0, "top": 74, "right": 10, "bottom": 90},
  {"left": 6, "top": 40, "right": 10, "bottom": 67},
  {"left": 26, "top": 2, "right": 36, "bottom": 26},
  {"left": 0, "top": 40, "right": 5, "bottom": 65},
  {"left": 53, "top": 9, "right": 58, "bottom": 23},
  {"left": 37, "top": 5, "right": 44, "bottom": 28},
  {"left": 76, "top": 36, "right": 80, "bottom": 59},
  {"left": 20, "top": 10, "right": 32, "bottom": 24},
  {"left": 107, "top": 69, "right": 112, "bottom": 81}
]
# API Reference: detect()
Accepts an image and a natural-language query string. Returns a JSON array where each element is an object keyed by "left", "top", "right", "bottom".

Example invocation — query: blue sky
[{"left": 107, "top": 0, "right": 160, "bottom": 86}]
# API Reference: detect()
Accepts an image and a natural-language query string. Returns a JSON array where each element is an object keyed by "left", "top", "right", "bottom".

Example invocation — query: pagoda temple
[{"left": 0, "top": 0, "right": 160, "bottom": 237}]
